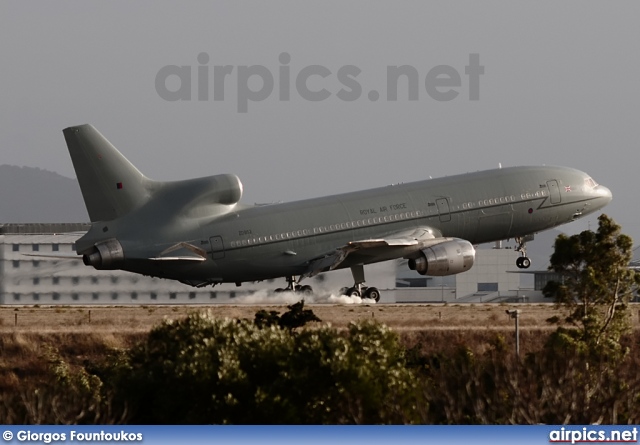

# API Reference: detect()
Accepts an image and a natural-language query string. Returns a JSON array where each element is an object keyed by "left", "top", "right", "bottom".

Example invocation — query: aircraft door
[
  {"left": 436, "top": 198, "right": 451, "bottom": 222},
  {"left": 210, "top": 236, "right": 225, "bottom": 259},
  {"left": 547, "top": 180, "right": 561, "bottom": 204}
]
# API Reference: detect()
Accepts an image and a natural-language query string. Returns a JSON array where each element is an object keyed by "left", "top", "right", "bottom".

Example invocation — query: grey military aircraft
[{"left": 63, "top": 124, "right": 612, "bottom": 302}]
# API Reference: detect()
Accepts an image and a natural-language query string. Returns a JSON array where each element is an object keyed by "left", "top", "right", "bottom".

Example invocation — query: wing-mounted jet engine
[{"left": 407, "top": 239, "right": 475, "bottom": 276}]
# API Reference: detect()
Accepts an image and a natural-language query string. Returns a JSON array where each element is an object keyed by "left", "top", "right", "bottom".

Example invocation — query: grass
[
  {"left": 4, "top": 303, "right": 638, "bottom": 332},
  {"left": 2, "top": 303, "right": 640, "bottom": 424},
  {"left": 1, "top": 303, "right": 639, "bottom": 391}
]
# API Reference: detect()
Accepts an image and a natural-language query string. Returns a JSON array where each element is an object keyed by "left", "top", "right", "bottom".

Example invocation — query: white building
[
  {"left": 1, "top": 224, "right": 539, "bottom": 305},
  {"left": 0, "top": 224, "right": 396, "bottom": 304}
]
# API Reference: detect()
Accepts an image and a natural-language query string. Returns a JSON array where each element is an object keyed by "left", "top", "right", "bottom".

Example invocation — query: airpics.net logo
[{"left": 155, "top": 52, "right": 484, "bottom": 112}]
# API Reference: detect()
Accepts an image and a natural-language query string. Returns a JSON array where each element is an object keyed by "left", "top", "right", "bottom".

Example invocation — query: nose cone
[{"left": 595, "top": 185, "right": 613, "bottom": 209}]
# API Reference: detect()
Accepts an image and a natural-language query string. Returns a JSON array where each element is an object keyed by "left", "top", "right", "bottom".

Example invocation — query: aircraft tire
[
  {"left": 364, "top": 287, "right": 381, "bottom": 302},
  {"left": 298, "top": 285, "right": 313, "bottom": 296},
  {"left": 516, "top": 257, "right": 523, "bottom": 269},
  {"left": 521, "top": 257, "right": 531, "bottom": 269},
  {"left": 345, "top": 287, "right": 361, "bottom": 297}
]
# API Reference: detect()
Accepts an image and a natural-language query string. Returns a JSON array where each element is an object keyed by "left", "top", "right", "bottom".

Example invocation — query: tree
[{"left": 543, "top": 214, "right": 640, "bottom": 357}]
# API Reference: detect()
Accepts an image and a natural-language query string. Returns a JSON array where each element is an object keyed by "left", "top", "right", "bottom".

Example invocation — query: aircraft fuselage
[{"left": 77, "top": 164, "right": 612, "bottom": 285}]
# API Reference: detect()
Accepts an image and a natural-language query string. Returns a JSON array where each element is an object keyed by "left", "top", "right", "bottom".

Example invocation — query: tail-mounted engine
[
  {"left": 407, "top": 239, "right": 475, "bottom": 276},
  {"left": 83, "top": 238, "right": 124, "bottom": 270}
]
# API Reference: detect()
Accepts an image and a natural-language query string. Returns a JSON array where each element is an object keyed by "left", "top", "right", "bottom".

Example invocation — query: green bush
[{"left": 104, "top": 312, "right": 421, "bottom": 424}]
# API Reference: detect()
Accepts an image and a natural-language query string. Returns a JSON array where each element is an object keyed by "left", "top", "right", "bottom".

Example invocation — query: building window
[
  {"left": 210, "top": 291, "right": 217, "bottom": 299},
  {"left": 131, "top": 292, "right": 138, "bottom": 300},
  {"left": 477, "top": 283, "right": 499, "bottom": 292},
  {"left": 52, "top": 244, "right": 59, "bottom": 252},
  {"left": 72, "top": 293, "right": 79, "bottom": 301},
  {"left": 13, "top": 293, "right": 20, "bottom": 301},
  {"left": 12, "top": 244, "right": 19, "bottom": 252},
  {"left": 12, "top": 260, "right": 19, "bottom": 268},
  {"left": 534, "top": 273, "right": 563, "bottom": 291},
  {"left": 91, "top": 277, "right": 99, "bottom": 284},
  {"left": 169, "top": 292, "right": 177, "bottom": 300},
  {"left": 72, "top": 277, "right": 79, "bottom": 285},
  {"left": 32, "top": 260, "right": 40, "bottom": 268},
  {"left": 53, "top": 292, "right": 60, "bottom": 300},
  {"left": 92, "top": 293, "right": 99, "bottom": 300},
  {"left": 33, "top": 277, "right": 39, "bottom": 285},
  {"left": 71, "top": 243, "right": 76, "bottom": 250},
  {"left": 150, "top": 292, "right": 157, "bottom": 300},
  {"left": 32, "top": 244, "right": 39, "bottom": 252},
  {"left": 111, "top": 292, "right": 118, "bottom": 300},
  {"left": 53, "top": 277, "right": 59, "bottom": 285},
  {"left": 111, "top": 276, "right": 119, "bottom": 284},
  {"left": 33, "top": 293, "right": 40, "bottom": 301},
  {"left": 189, "top": 292, "right": 196, "bottom": 300}
]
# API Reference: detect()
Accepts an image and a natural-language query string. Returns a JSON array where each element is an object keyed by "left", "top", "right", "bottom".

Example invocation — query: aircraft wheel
[
  {"left": 345, "top": 287, "right": 361, "bottom": 297},
  {"left": 339, "top": 287, "right": 350, "bottom": 296},
  {"left": 298, "top": 285, "right": 313, "bottom": 296},
  {"left": 521, "top": 257, "right": 531, "bottom": 269},
  {"left": 516, "top": 257, "right": 523, "bottom": 269},
  {"left": 364, "top": 287, "right": 381, "bottom": 302},
  {"left": 275, "top": 288, "right": 285, "bottom": 293}
]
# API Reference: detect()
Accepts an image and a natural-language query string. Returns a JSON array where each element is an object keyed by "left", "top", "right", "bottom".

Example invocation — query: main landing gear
[
  {"left": 338, "top": 265, "right": 381, "bottom": 302},
  {"left": 514, "top": 236, "right": 531, "bottom": 269},
  {"left": 274, "top": 276, "right": 313, "bottom": 296},
  {"left": 273, "top": 267, "right": 382, "bottom": 303}
]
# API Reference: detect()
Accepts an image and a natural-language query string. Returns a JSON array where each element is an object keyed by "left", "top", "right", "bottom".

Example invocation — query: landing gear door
[
  {"left": 436, "top": 198, "right": 451, "bottom": 222},
  {"left": 547, "top": 180, "right": 561, "bottom": 204},
  {"left": 210, "top": 236, "right": 225, "bottom": 260}
]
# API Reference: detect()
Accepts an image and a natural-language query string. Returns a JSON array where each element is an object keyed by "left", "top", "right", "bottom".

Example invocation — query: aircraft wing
[{"left": 302, "top": 227, "right": 441, "bottom": 278}]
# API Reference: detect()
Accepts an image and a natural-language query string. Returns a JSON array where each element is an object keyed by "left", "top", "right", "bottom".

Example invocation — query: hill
[{"left": 0, "top": 165, "right": 88, "bottom": 223}]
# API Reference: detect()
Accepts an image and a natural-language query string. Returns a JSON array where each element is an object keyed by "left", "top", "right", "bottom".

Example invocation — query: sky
[{"left": 2, "top": 1, "right": 639, "bottom": 243}]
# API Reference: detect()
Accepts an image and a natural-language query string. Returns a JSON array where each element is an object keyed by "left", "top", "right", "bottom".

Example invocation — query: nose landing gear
[{"left": 515, "top": 236, "right": 531, "bottom": 269}]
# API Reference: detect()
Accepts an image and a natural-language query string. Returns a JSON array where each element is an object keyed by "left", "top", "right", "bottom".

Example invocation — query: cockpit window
[{"left": 584, "top": 177, "right": 598, "bottom": 188}]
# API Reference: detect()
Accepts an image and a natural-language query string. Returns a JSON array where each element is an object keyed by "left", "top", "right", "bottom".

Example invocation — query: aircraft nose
[{"left": 595, "top": 185, "right": 613, "bottom": 207}]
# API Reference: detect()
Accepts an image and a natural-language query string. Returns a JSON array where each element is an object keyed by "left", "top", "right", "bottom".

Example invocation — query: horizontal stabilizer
[
  {"left": 150, "top": 242, "right": 208, "bottom": 262},
  {"left": 22, "top": 253, "right": 81, "bottom": 260},
  {"left": 149, "top": 256, "right": 206, "bottom": 262}
]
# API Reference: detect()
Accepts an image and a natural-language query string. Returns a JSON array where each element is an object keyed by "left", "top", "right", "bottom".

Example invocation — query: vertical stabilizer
[{"left": 63, "top": 124, "right": 151, "bottom": 222}]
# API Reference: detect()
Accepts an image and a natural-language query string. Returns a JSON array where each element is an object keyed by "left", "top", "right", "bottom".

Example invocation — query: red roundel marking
[{"left": 528, "top": 208, "right": 533, "bottom": 214}]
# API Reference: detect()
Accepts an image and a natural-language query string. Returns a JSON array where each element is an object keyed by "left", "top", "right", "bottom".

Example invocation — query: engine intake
[
  {"left": 83, "top": 239, "right": 124, "bottom": 270},
  {"left": 408, "top": 239, "right": 475, "bottom": 276}
]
